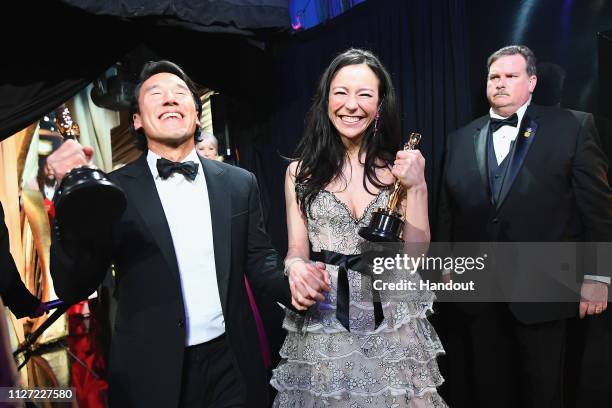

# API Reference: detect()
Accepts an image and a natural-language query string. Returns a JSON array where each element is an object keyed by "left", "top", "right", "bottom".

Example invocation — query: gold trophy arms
[{"left": 386, "top": 132, "right": 422, "bottom": 214}]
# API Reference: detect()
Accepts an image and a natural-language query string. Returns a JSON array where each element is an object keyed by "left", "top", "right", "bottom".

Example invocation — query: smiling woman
[
  {"left": 272, "top": 48, "right": 446, "bottom": 407},
  {"left": 290, "top": 49, "right": 402, "bottom": 218},
  {"left": 327, "top": 64, "right": 380, "bottom": 146}
]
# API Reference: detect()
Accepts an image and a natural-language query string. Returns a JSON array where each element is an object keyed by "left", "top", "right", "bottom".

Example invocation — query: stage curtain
[
  {"left": 0, "top": 299, "right": 21, "bottom": 388},
  {"left": 0, "top": 136, "right": 25, "bottom": 274},
  {"left": 290, "top": 0, "right": 367, "bottom": 30},
  {"left": 0, "top": 134, "right": 28, "bottom": 385},
  {"left": 0, "top": 1, "right": 280, "bottom": 144},
  {"left": 60, "top": 0, "right": 290, "bottom": 35},
  {"left": 0, "top": 2, "right": 135, "bottom": 141},
  {"left": 69, "top": 83, "right": 120, "bottom": 172},
  {"left": 599, "top": 29, "right": 612, "bottom": 122}
]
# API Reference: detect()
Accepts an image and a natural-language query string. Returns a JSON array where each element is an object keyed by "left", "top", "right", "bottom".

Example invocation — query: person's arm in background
[
  {"left": 570, "top": 113, "right": 612, "bottom": 317},
  {"left": 0, "top": 203, "right": 46, "bottom": 318}
]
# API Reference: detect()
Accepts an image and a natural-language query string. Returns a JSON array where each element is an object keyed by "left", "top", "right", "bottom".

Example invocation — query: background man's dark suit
[
  {"left": 51, "top": 154, "right": 292, "bottom": 407},
  {"left": 436, "top": 104, "right": 612, "bottom": 406}
]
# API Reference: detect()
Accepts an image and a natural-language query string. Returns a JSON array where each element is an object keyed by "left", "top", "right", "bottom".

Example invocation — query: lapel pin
[{"left": 523, "top": 127, "right": 532, "bottom": 138}]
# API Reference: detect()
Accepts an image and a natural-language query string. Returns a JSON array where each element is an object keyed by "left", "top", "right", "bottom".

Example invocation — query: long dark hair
[
  {"left": 294, "top": 48, "right": 401, "bottom": 216},
  {"left": 128, "top": 60, "right": 202, "bottom": 150}
]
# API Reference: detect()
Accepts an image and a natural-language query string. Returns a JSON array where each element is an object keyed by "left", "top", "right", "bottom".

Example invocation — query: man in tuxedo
[
  {"left": 437, "top": 45, "right": 612, "bottom": 407},
  {"left": 47, "top": 61, "right": 328, "bottom": 407}
]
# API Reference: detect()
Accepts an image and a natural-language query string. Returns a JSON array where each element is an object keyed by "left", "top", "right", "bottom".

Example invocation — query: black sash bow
[{"left": 312, "top": 249, "right": 384, "bottom": 332}]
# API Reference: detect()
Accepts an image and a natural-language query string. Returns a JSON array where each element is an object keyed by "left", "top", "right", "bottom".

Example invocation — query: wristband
[{"left": 283, "top": 257, "right": 305, "bottom": 277}]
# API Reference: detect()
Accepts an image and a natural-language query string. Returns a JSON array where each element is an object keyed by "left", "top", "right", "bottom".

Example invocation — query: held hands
[
  {"left": 579, "top": 279, "right": 608, "bottom": 319},
  {"left": 392, "top": 150, "right": 426, "bottom": 190},
  {"left": 45, "top": 139, "right": 95, "bottom": 183},
  {"left": 285, "top": 258, "right": 330, "bottom": 311}
]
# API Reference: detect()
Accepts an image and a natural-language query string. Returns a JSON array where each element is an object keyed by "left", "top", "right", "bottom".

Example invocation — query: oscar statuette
[
  {"left": 52, "top": 106, "right": 126, "bottom": 236},
  {"left": 358, "top": 132, "right": 422, "bottom": 242}
]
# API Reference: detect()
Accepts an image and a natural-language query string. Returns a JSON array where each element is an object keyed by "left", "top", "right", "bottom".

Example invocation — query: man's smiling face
[{"left": 133, "top": 72, "right": 200, "bottom": 149}]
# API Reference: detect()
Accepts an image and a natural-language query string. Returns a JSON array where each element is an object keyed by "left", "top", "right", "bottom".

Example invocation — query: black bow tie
[
  {"left": 490, "top": 113, "right": 519, "bottom": 133},
  {"left": 156, "top": 158, "right": 198, "bottom": 181}
]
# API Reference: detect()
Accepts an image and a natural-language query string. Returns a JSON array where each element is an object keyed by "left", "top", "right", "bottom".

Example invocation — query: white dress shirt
[
  {"left": 489, "top": 98, "right": 530, "bottom": 165},
  {"left": 147, "top": 149, "right": 225, "bottom": 345}
]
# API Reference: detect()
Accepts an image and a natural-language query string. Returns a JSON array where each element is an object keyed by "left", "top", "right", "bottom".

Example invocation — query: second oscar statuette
[{"left": 358, "top": 132, "right": 422, "bottom": 242}]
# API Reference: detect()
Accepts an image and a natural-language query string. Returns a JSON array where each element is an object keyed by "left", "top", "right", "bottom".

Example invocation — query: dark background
[
  {"left": 1, "top": 1, "right": 611, "bottom": 405},
  {"left": 465, "top": 0, "right": 612, "bottom": 116},
  {"left": 2, "top": 0, "right": 610, "bottom": 251}
]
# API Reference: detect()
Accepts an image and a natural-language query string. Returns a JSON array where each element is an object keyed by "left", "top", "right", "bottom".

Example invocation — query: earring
[{"left": 373, "top": 110, "right": 381, "bottom": 134}]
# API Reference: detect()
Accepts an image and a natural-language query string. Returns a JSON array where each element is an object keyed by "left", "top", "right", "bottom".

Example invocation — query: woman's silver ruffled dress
[{"left": 271, "top": 189, "right": 446, "bottom": 407}]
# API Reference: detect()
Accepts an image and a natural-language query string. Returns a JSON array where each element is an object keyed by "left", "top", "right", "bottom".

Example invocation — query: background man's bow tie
[{"left": 490, "top": 113, "right": 519, "bottom": 132}]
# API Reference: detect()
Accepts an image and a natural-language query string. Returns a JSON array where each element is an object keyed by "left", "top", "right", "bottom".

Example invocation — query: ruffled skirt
[{"left": 271, "top": 269, "right": 446, "bottom": 407}]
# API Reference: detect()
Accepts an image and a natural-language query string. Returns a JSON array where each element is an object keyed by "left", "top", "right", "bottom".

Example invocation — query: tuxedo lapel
[
  {"left": 120, "top": 154, "right": 181, "bottom": 284},
  {"left": 200, "top": 157, "right": 232, "bottom": 311},
  {"left": 473, "top": 120, "right": 490, "bottom": 198},
  {"left": 496, "top": 109, "right": 539, "bottom": 210}
]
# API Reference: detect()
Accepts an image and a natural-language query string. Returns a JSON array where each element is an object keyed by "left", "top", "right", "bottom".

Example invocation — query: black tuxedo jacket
[
  {"left": 51, "top": 154, "right": 292, "bottom": 407},
  {"left": 437, "top": 104, "right": 612, "bottom": 323}
]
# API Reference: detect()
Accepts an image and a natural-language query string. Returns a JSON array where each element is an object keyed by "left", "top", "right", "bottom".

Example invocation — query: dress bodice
[{"left": 299, "top": 186, "right": 390, "bottom": 255}]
